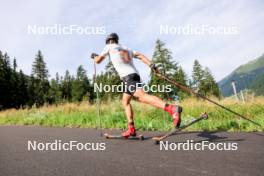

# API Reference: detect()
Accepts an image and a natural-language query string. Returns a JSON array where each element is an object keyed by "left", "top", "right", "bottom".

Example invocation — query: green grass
[{"left": 0, "top": 98, "right": 263, "bottom": 132}]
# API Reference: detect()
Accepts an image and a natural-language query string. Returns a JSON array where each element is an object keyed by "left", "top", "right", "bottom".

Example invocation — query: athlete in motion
[{"left": 91, "top": 33, "right": 183, "bottom": 137}]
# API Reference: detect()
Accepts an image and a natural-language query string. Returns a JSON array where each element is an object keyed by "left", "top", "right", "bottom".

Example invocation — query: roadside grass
[{"left": 0, "top": 97, "right": 263, "bottom": 132}]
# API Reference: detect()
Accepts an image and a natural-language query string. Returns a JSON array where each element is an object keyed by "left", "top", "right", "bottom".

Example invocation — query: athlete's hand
[
  {"left": 91, "top": 53, "right": 99, "bottom": 59},
  {"left": 150, "top": 63, "right": 159, "bottom": 73}
]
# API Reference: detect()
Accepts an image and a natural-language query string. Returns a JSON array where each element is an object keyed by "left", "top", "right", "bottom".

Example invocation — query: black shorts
[{"left": 121, "top": 73, "right": 143, "bottom": 95}]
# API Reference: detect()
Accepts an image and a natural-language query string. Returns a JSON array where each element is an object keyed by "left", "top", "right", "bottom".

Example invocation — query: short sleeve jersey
[{"left": 100, "top": 43, "right": 139, "bottom": 78}]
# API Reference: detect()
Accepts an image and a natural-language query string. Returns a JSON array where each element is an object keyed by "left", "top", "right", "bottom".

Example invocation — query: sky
[{"left": 0, "top": 0, "right": 264, "bottom": 83}]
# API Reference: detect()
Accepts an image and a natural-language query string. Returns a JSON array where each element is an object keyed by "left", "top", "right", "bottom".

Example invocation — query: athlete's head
[{"left": 106, "top": 33, "right": 119, "bottom": 44}]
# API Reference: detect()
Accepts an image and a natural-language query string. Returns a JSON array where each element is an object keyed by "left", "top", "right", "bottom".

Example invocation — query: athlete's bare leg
[
  {"left": 133, "top": 88, "right": 182, "bottom": 128},
  {"left": 122, "top": 93, "right": 134, "bottom": 123},
  {"left": 133, "top": 88, "right": 166, "bottom": 109}
]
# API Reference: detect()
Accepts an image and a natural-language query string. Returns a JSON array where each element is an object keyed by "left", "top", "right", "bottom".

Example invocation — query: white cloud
[{"left": 0, "top": 0, "right": 263, "bottom": 82}]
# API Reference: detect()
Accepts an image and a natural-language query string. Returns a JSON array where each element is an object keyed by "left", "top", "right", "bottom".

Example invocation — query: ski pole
[
  {"left": 153, "top": 70, "right": 261, "bottom": 127},
  {"left": 93, "top": 60, "right": 103, "bottom": 137}
]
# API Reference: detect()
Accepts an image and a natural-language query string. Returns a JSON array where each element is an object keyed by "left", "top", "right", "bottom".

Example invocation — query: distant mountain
[
  {"left": 218, "top": 54, "right": 264, "bottom": 97},
  {"left": 249, "top": 72, "right": 264, "bottom": 96}
]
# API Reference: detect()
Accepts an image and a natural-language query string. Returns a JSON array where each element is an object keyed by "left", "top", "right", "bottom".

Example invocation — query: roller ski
[
  {"left": 104, "top": 124, "right": 144, "bottom": 140},
  {"left": 104, "top": 133, "right": 144, "bottom": 140},
  {"left": 152, "top": 113, "right": 209, "bottom": 144}
]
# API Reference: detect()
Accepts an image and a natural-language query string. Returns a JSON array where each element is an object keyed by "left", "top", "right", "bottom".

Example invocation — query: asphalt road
[{"left": 0, "top": 126, "right": 263, "bottom": 176}]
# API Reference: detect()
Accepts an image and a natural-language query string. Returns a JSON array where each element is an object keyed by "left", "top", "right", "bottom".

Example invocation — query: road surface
[{"left": 0, "top": 126, "right": 263, "bottom": 176}]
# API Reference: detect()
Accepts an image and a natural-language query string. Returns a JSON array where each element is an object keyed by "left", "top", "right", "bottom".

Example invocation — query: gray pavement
[{"left": 0, "top": 126, "right": 263, "bottom": 176}]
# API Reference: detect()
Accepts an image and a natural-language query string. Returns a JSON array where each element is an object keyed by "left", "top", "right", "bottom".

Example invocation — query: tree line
[
  {"left": 149, "top": 40, "right": 220, "bottom": 99},
  {"left": 0, "top": 40, "right": 221, "bottom": 110},
  {"left": 0, "top": 50, "right": 93, "bottom": 110}
]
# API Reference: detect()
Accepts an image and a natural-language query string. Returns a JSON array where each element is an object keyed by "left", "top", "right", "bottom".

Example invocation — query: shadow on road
[
  {"left": 159, "top": 131, "right": 245, "bottom": 144},
  {"left": 195, "top": 131, "right": 244, "bottom": 143},
  {"left": 251, "top": 132, "right": 264, "bottom": 137}
]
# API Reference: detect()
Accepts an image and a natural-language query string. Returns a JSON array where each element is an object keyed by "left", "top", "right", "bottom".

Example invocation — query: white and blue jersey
[{"left": 100, "top": 44, "right": 139, "bottom": 78}]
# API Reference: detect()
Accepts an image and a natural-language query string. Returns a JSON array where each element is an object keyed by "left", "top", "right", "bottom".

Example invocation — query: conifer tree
[
  {"left": 173, "top": 66, "right": 189, "bottom": 98},
  {"left": 149, "top": 40, "right": 183, "bottom": 99},
  {"left": 48, "top": 73, "right": 62, "bottom": 104},
  {"left": 192, "top": 60, "right": 221, "bottom": 97},
  {"left": 31, "top": 50, "right": 50, "bottom": 106},
  {"left": 62, "top": 70, "right": 73, "bottom": 101},
  {"left": 0, "top": 52, "right": 12, "bottom": 108},
  {"left": 72, "top": 65, "right": 90, "bottom": 102},
  {"left": 17, "top": 70, "right": 29, "bottom": 107},
  {"left": 202, "top": 67, "right": 221, "bottom": 97},
  {"left": 192, "top": 59, "right": 204, "bottom": 89}
]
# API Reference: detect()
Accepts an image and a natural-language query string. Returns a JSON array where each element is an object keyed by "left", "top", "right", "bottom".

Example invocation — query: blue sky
[{"left": 1, "top": 0, "right": 264, "bottom": 82}]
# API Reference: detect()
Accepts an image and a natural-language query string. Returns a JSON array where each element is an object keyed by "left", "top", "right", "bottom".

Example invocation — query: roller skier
[{"left": 91, "top": 33, "right": 183, "bottom": 138}]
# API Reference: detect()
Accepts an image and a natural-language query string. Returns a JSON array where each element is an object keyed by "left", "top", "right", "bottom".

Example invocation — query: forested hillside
[{"left": 218, "top": 54, "right": 264, "bottom": 96}]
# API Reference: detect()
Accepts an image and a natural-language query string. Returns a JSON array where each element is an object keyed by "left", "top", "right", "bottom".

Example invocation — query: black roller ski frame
[
  {"left": 152, "top": 113, "right": 208, "bottom": 144},
  {"left": 104, "top": 133, "right": 144, "bottom": 140}
]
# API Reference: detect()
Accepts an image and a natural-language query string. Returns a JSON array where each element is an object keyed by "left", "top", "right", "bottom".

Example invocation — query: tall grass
[{"left": 0, "top": 97, "right": 263, "bottom": 132}]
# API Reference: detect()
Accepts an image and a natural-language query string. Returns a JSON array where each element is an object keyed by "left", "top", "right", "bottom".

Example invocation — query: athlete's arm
[
  {"left": 134, "top": 51, "right": 158, "bottom": 72},
  {"left": 133, "top": 52, "right": 152, "bottom": 66},
  {"left": 94, "top": 45, "right": 110, "bottom": 64},
  {"left": 95, "top": 55, "right": 106, "bottom": 64}
]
